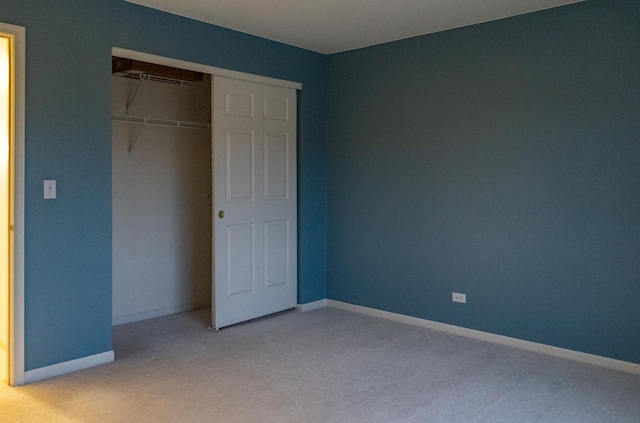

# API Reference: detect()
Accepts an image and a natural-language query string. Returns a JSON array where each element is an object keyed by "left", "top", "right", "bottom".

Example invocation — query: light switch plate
[{"left": 44, "top": 180, "right": 56, "bottom": 199}]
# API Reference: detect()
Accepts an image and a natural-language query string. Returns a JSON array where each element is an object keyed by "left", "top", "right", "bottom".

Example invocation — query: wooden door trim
[{"left": 0, "top": 21, "right": 25, "bottom": 387}]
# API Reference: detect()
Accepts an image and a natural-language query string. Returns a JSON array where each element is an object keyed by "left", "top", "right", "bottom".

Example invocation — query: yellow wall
[{"left": 0, "top": 34, "right": 10, "bottom": 384}]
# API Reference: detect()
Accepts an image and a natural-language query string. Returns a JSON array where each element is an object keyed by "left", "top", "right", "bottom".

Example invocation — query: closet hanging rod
[{"left": 112, "top": 114, "right": 211, "bottom": 130}]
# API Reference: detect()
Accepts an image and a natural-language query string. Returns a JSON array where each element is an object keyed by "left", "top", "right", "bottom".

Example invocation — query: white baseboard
[
  {"left": 113, "top": 299, "right": 211, "bottom": 326},
  {"left": 326, "top": 299, "right": 640, "bottom": 376},
  {"left": 24, "top": 350, "right": 115, "bottom": 384},
  {"left": 296, "top": 299, "right": 327, "bottom": 312}
]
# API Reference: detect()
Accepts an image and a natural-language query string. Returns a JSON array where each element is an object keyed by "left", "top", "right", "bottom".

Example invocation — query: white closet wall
[{"left": 112, "top": 74, "right": 212, "bottom": 326}]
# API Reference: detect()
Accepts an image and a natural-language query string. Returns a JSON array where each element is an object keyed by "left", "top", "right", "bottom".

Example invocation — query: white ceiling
[{"left": 125, "top": 0, "right": 583, "bottom": 54}]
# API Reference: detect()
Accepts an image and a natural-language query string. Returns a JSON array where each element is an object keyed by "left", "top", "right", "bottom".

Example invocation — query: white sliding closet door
[{"left": 211, "top": 75, "right": 297, "bottom": 330}]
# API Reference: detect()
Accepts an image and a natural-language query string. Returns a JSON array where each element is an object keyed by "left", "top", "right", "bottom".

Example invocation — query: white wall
[{"left": 112, "top": 75, "right": 212, "bottom": 325}]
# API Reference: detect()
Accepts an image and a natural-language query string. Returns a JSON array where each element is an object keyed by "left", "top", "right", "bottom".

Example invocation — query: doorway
[
  {"left": 0, "top": 28, "right": 10, "bottom": 386},
  {"left": 111, "top": 58, "right": 213, "bottom": 326},
  {"left": 0, "top": 22, "right": 25, "bottom": 387},
  {"left": 111, "top": 47, "right": 300, "bottom": 333}
]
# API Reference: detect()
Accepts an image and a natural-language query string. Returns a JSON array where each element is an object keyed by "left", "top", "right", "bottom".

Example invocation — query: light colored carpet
[{"left": 1, "top": 307, "right": 639, "bottom": 422}]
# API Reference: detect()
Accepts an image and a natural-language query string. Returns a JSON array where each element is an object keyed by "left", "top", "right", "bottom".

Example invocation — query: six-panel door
[{"left": 212, "top": 75, "right": 297, "bottom": 329}]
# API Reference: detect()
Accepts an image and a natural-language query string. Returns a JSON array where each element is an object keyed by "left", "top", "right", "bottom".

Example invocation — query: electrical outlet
[{"left": 452, "top": 292, "right": 466, "bottom": 303}]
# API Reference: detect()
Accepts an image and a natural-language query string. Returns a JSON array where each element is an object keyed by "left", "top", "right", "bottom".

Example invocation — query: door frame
[{"left": 1, "top": 22, "right": 25, "bottom": 387}]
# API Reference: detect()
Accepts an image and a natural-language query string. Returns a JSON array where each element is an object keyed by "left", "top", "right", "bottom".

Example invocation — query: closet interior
[{"left": 111, "top": 57, "right": 212, "bottom": 326}]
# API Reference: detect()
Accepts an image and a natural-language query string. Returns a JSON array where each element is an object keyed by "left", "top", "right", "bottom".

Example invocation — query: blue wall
[
  {"left": 328, "top": 0, "right": 640, "bottom": 364},
  {"left": 2, "top": 0, "right": 638, "bottom": 374},
  {"left": 0, "top": 0, "right": 327, "bottom": 371}
]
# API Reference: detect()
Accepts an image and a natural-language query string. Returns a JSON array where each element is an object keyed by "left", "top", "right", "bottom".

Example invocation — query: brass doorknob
[{"left": 218, "top": 210, "right": 225, "bottom": 219}]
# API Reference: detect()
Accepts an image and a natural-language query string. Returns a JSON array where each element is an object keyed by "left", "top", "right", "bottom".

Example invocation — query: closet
[{"left": 111, "top": 57, "right": 212, "bottom": 325}]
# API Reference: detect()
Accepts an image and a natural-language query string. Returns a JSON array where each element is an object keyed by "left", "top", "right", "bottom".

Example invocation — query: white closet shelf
[
  {"left": 112, "top": 114, "right": 211, "bottom": 130},
  {"left": 117, "top": 72, "right": 210, "bottom": 90},
  {"left": 113, "top": 114, "right": 211, "bottom": 155}
]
